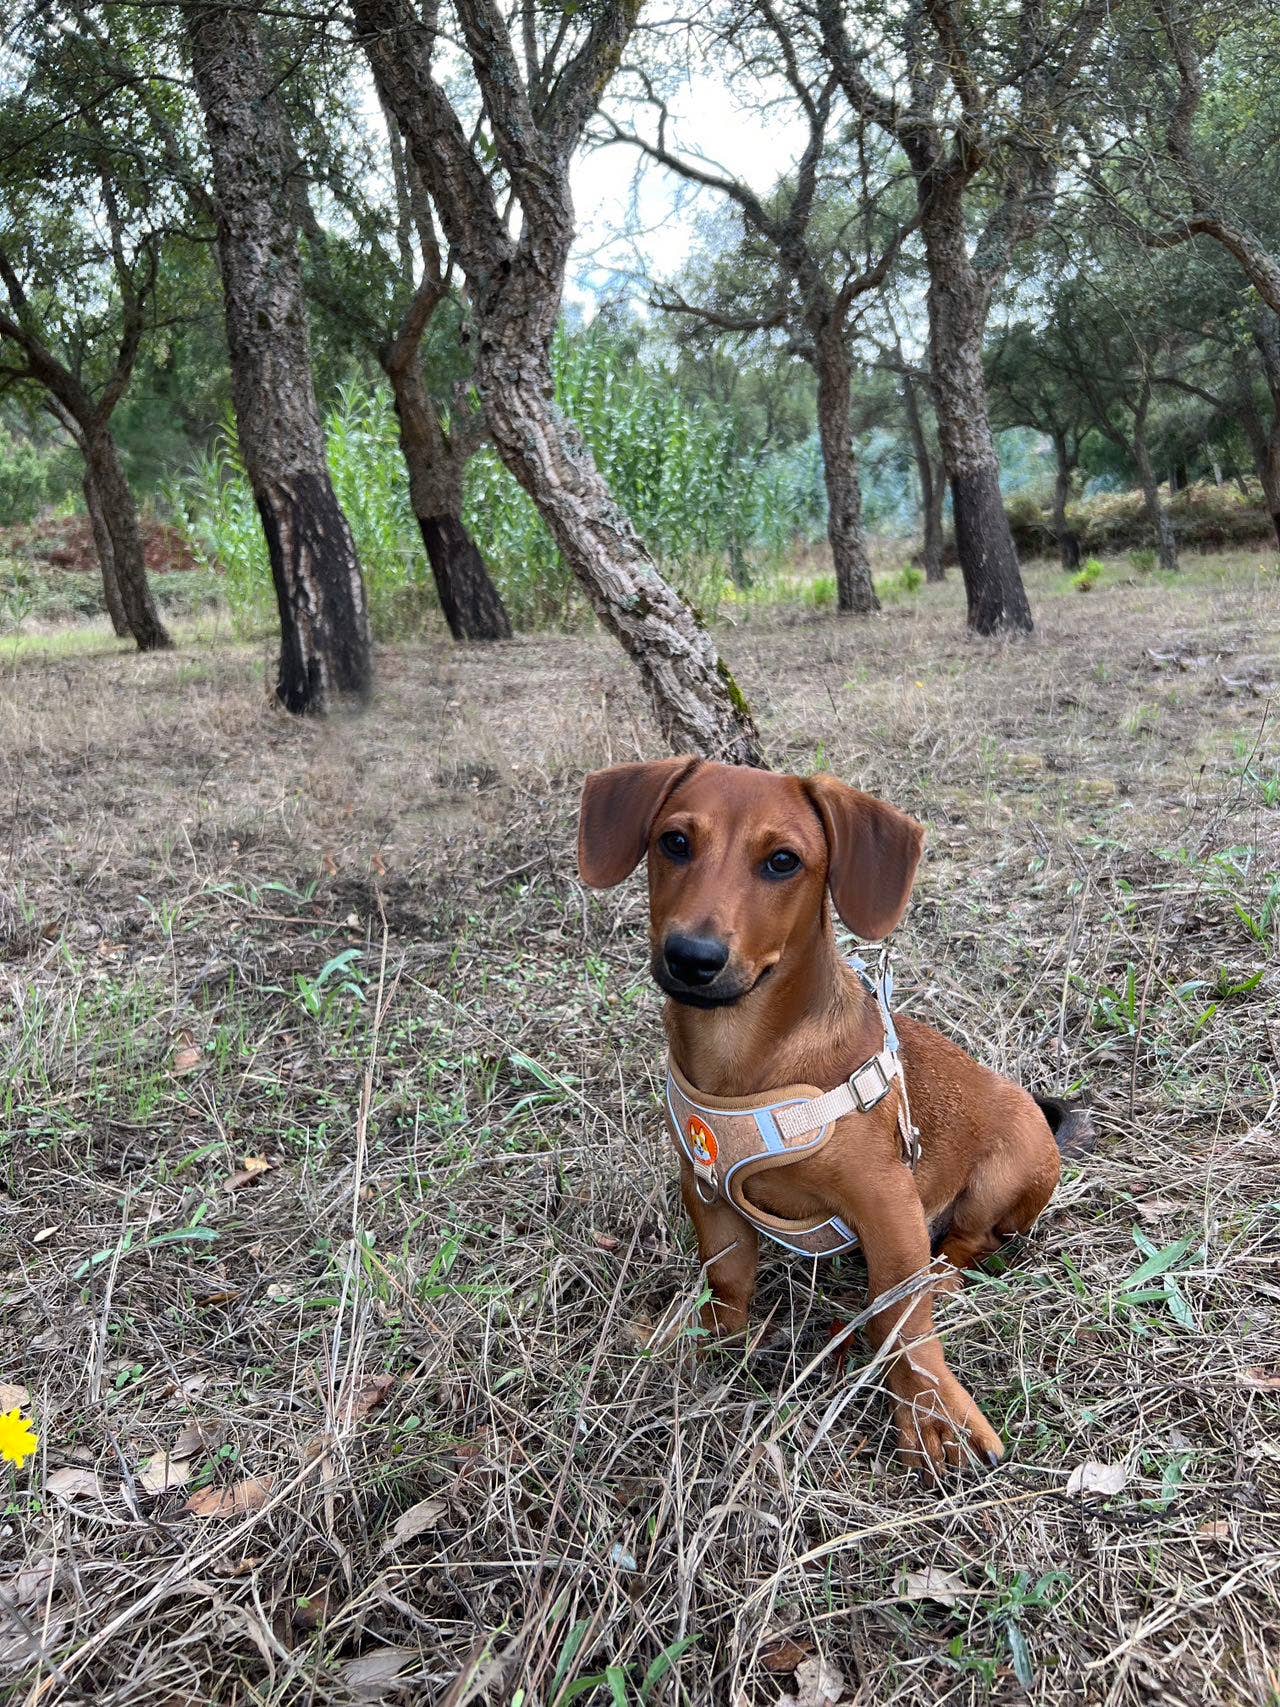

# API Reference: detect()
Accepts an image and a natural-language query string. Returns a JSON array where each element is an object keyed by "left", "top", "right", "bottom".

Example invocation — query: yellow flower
[{"left": 0, "top": 1407, "right": 39, "bottom": 1469}]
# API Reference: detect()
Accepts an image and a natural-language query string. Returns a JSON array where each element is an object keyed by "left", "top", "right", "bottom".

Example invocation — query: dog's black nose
[{"left": 663, "top": 933, "right": 730, "bottom": 987}]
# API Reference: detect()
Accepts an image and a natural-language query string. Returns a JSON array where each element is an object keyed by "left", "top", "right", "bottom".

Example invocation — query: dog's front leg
[
  {"left": 679, "top": 1161, "right": 760, "bottom": 1339},
  {"left": 841, "top": 1170, "right": 1004, "bottom": 1476}
]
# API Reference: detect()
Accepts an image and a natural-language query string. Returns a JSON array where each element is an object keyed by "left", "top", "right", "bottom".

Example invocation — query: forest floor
[{"left": 2, "top": 548, "right": 1279, "bottom": 1707}]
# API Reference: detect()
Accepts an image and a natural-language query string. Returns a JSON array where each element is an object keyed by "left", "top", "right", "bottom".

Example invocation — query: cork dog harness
[{"left": 664, "top": 950, "right": 920, "bottom": 1258}]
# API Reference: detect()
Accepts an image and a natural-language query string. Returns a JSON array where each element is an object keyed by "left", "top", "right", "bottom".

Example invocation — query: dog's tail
[{"left": 1033, "top": 1093, "right": 1095, "bottom": 1159}]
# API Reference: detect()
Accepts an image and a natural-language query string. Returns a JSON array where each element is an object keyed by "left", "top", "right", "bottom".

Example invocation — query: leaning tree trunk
[
  {"left": 813, "top": 332, "right": 877, "bottom": 614},
  {"left": 919, "top": 186, "right": 1033, "bottom": 634},
  {"left": 1132, "top": 432, "right": 1179, "bottom": 571},
  {"left": 353, "top": 0, "right": 761, "bottom": 765},
  {"left": 382, "top": 352, "right": 511, "bottom": 640},
  {"left": 901, "top": 371, "right": 945, "bottom": 582},
  {"left": 81, "top": 462, "right": 129, "bottom": 637},
  {"left": 83, "top": 426, "right": 172, "bottom": 650},
  {"left": 1050, "top": 433, "right": 1082, "bottom": 570},
  {"left": 187, "top": 3, "right": 371, "bottom": 712},
  {"left": 477, "top": 330, "right": 762, "bottom": 761}
]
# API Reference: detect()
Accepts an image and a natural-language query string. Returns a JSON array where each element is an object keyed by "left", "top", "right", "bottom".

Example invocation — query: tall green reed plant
[{"left": 168, "top": 325, "right": 821, "bottom": 635}]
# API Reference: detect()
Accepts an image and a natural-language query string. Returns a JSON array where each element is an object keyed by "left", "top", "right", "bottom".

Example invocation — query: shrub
[
  {"left": 0, "top": 422, "right": 79, "bottom": 525},
  {"left": 1072, "top": 558, "right": 1104, "bottom": 592},
  {"left": 1006, "top": 480, "right": 1272, "bottom": 559},
  {"left": 1128, "top": 546, "right": 1157, "bottom": 573},
  {"left": 880, "top": 563, "right": 925, "bottom": 603}
]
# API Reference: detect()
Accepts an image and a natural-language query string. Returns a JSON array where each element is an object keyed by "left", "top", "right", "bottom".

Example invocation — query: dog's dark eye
[
  {"left": 659, "top": 830, "right": 692, "bottom": 862},
  {"left": 763, "top": 849, "right": 801, "bottom": 878}
]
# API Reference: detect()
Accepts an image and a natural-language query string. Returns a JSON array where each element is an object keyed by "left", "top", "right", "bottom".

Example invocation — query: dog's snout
[{"left": 663, "top": 933, "right": 730, "bottom": 988}]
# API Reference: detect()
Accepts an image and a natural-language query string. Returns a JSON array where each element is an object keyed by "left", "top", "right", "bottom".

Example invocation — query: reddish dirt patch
[{"left": 0, "top": 510, "right": 200, "bottom": 575}]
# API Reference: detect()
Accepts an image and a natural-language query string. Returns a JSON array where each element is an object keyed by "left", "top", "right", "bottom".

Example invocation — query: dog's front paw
[{"left": 893, "top": 1371, "right": 1004, "bottom": 1479}]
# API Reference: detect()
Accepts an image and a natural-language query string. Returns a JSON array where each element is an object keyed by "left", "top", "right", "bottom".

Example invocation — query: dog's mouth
[{"left": 653, "top": 961, "right": 774, "bottom": 1009}]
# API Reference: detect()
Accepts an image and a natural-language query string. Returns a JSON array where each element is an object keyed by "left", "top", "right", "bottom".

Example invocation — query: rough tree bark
[
  {"left": 82, "top": 425, "right": 173, "bottom": 647},
  {"left": 352, "top": 0, "right": 761, "bottom": 762},
  {"left": 813, "top": 330, "right": 877, "bottom": 613},
  {"left": 382, "top": 340, "right": 512, "bottom": 640},
  {"left": 294, "top": 134, "right": 512, "bottom": 643},
  {"left": 45, "top": 395, "right": 129, "bottom": 635},
  {"left": 82, "top": 464, "right": 129, "bottom": 636},
  {"left": 900, "top": 368, "right": 945, "bottom": 581},
  {"left": 187, "top": 3, "right": 371, "bottom": 713},
  {"left": 1252, "top": 311, "right": 1280, "bottom": 548},
  {"left": 919, "top": 181, "right": 1034, "bottom": 631},
  {"left": 1049, "top": 431, "right": 1082, "bottom": 570},
  {"left": 1131, "top": 385, "right": 1178, "bottom": 570}
]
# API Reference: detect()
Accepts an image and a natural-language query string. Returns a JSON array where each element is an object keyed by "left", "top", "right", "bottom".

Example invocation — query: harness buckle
[
  {"left": 693, "top": 1165, "right": 720, "bottom": 1205},
  {"left": 847, "top": 1053, "right": 895, "bottom": 1112},
  {"left": 904, "top": 1122, "right": 922, "bottom": 1169}
]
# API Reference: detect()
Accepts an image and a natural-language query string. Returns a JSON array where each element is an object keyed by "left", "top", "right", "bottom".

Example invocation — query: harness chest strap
[{"left": 664, "top": 949, "right": 921, "bottom": 1261}]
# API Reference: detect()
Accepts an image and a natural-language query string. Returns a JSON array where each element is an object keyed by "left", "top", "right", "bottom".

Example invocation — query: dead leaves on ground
[
  {"left": 1238, "top": 1367, "right": 1280, "bottom": 1391},
  {"left": 343, "top": 1646, "right": 417, "bottom": 1696},
  {"left": 223, "top": 1153, "right": 275, "bottom": 1193},
  {"left": 380, "top": 1497, "right": 447, "bottom": 1555},
  {"left": 1066, "top": 1459, "right": 1131, "bottom": 1497},
  {"left": 45, "top": 1467, "right": 102, "bottom": 1503},
  {"left": 170, "top": 1041, "right": 203, "bottom": 1076},
  {"left": 897, "top": 1565, "right": 969, "bottom": 1607},
  {"left": 185, "top": 1475, "right": 275, "bottom": 1519},
  {"left": 338, "top": 1372, "right": 397, "bottom": 1427},
  {"left": 137, "top": 1453, "right": 193, "bottom": 1496}
]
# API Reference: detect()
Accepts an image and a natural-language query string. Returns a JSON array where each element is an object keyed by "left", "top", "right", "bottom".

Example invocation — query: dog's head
[{"left": 577, "top": 759, "right": 924, "bottom": 1008}]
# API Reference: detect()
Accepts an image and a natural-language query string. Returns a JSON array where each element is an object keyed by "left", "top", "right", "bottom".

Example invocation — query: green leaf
[
  {"left": 640, "top": 1637, "right": 699, "bottom": 1700},
  {"left": 1126, "top": 1230, "right": 1196, "bottom": 1288},
  {"left": 1006, "top": 1622, "right": 1034, "bottom": 1689},
  {"left": 551, "top": 1620, "right": 593, "bottom": 1703}
]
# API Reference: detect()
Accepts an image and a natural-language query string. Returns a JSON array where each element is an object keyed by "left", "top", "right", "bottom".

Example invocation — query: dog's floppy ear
[
  {"left": 803, "top": 773, "right": 925, "bottom": 940},
  {"left": 578, "top": 758, "right": 700, "bottom": 888}
]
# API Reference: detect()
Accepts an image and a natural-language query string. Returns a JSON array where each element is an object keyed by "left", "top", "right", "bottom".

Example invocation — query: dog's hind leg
[{"left": 936, "top": 1100, "right": 1061, "bottom": 1279}]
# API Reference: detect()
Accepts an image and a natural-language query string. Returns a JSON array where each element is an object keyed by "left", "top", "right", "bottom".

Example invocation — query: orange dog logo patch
[{"left": 687, "top": 1115, "right": 718, "bottom": 1166}]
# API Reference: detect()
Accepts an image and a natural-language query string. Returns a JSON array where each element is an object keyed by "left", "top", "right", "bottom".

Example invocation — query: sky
[{"left": 566, "top": 72, "right": 808, "bottom": 314}]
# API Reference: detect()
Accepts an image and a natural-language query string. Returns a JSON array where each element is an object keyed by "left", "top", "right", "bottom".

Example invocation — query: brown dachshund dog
[{"left": 578, "top": 757, "right": 1084, "bottom": 1476}]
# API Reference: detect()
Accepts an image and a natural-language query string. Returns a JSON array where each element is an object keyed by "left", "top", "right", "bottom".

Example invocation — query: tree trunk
[
  {"left": 477, "top": 335, "right": 762, "bottom": 761},
  {"left": 81, "top": 462, "right": 129, "bottom": 637},
  {"left": 813, "top": 332, "right": 877, "bottom": 614},
  {"left": 187, "top": 3, "right": 371, "bottom": 713},
  {"left": 1051, "top": 432, "right": 1082, "bottom": 570},
  {"left": 382, "top": 352, "right": 511, "bottom": 640},
  {"left": 919, "top": 184, "right": 1033, "bottom": 634},
  {"left": 1132, "top": 433, "right": 1179, "bottom": 571},
  {"left": 1252, "top": 311, "right": 1280, "bottom": 549},
  {"left": 901, "top": 370, "right": 945, "bottom": 582},
  {"left": 355, "top": 0, "right": 761, "bottom": 763},
  {"left": 922, "top": 467, "right": 946, "bottom": 584},
  {"left": 1260, "top": 430, "right": 1280, "bottom": 550},
  {"left": 83, "top": 427, "right": 172, "bottom": 649}
]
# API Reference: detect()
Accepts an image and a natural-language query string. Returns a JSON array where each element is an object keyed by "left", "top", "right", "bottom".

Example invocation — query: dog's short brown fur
[{"left": 579, "top": 757, "right": 1068, "bottom": 1475}]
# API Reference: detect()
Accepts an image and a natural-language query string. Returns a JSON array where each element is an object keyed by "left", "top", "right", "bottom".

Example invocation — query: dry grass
[{"left": 2, "top": 551, "right": 1279, "bottom": 1706}]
